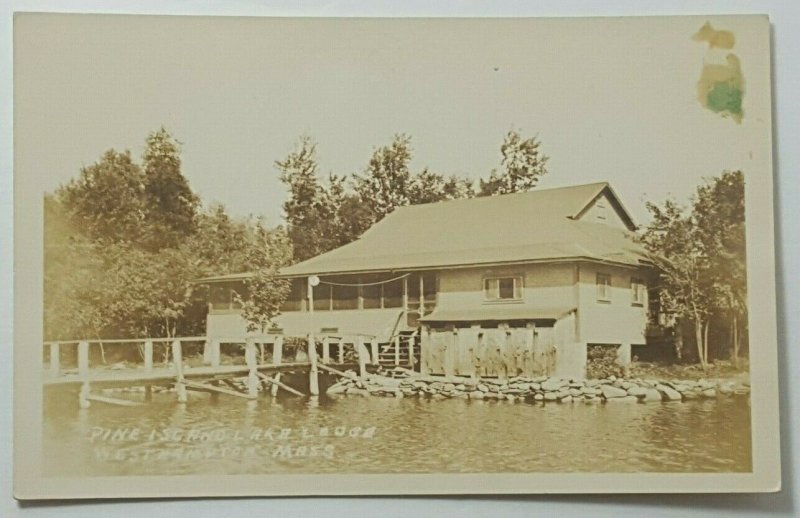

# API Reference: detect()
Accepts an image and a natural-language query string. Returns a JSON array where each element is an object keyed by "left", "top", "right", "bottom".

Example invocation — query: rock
[
  {"left": 541, "top": 379, "right": 565, "bottom": 392},
  {"left": 534, "top": 393, "right": 544, "bottom": 401},
  {"left": 455, "top": 384, "right": 465, "bottom": 391},
  {"left": 656, "top": 384, "right": 682, "bottom": 401},
  {"left": 560, "top": 395, "right": 573, "bottom": 403},
  {"left": 477, "top": 384, "right": 489, "bottom": 393},
  {"left": 530, "top": 382, "right": 541, "bottom": 391},
  {"left": 469, "top": 391, "right": 484, "bottom": 399},
  {"left": 608, "top": 375, "right": 617, "bottom": 382},
  {"left": 620, "top": 381, "right": 633, "bottom": 390},
  {"left": 583, "top": 396, "right": 600, "bottom": 404},
  {"left": 641, "top": 389, "right": 662, "bottom": 402},
  {"left": 413, "top": 381, "right": 427, "bottom": 389},
  {"left": 601, "top": 385, "right": 628, "bottom": 399},
  {"left": 627, "top": 386, "right": 646, "bottom": 397},
  {"left": 505, "top": 394, "right": 516, "bottom": 402},
  {"left": 701, "top": 388, "right": 717, "bottom": 398},
  {"left": 569, "top": 388, "right": 582, "bottom": 397},
  {"left": 568, "top": 381, "right": 583, "bottom": 389},
  {"left": 544, "top": 392, "right": 558, "bottom": 401},
  {"left": 443, "top": 383, "right": 455, "bottom": 392}
]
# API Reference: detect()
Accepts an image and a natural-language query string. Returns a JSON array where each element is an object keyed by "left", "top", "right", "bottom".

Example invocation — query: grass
[{"left": 628, "top": 358, "right": 749, "bottom": 382}]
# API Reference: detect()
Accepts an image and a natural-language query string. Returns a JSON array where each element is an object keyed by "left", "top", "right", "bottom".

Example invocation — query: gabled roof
[{"left": 276, "top": 182, "right": 647, "bottom": 277}]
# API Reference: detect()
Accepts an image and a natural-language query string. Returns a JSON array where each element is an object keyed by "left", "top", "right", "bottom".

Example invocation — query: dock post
[
  {"left": 337, "top": 338, "right": 344, "bottom": 364},
  {"left": 394, "top": 335, "right": 401, "bottom": 366},
  {"left": 322, "top": 336, "right": 330, "bottom": 363},
  {"left": 172, "top": 339, "right": 188, "bottom": 403},
  {"left": 144, "top": 339, "right": 154, "bottom": 372},
  {"left": 245, "top": 338, "right": 259, "bottom": 399},
  {"left": 370, "top": 339, "right": 379, "bottom": 365},
  {"left": 271, "top": 336, "right": 283, "bottom": 397},
  {"left": 49, "top": 342, "right": 60, "bottom": 377},
  {"left": 78, "top": 341, "right": 90, "bottom": 408},
  {"left": 210, "top": 338, "right": 221, "bottom": 368},
  {"left": 356, "top": 336, "right": 367, "bottom": 379},
  {"left": 308, "top": 333, "right": 319, "bottom": 396}
]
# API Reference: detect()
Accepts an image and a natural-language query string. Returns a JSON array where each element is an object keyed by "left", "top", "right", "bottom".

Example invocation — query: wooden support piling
[
  {"left": 308, "top": 333, "right": 319, "bottom": 396},
  {"left": 244, "top": 338, "right": 259, "bottom": 399},
  {"left": 257, "top": 372, "right": 305, "bottom": 397},
  {"left": 184, "top": 379, "right": 251, "bottom": 399},
  {"left": 78, "top": 341, "right": 90, "bottom": 408},
  {"left": 337, "top": 339, "right": 344, "bottom": 364},
  {"left": 355, "top": 336, "right": 368, "bottom": 379},
  {"left": 172, "top": 339, "right": 188, "bottom": 403},
  {"left": 272, "top": 336, "right": 283, "bottom": 397},
  {"left": 317, "top": 362, "right": 358, "bottom": 380},
  {"left": 144, "top": 339, "right": 154, "bottom": 372},
  {"left": 322, "top": 336, "right": 331, "bottom": 363},
  {"left": 370, "top": 339, "right": 379, "bottom": 365},
  {"left": 210, "top": 338, "right": 221, "bottom": 368},
  {"left": 49, "top": 342, "right": 60, "bottom": 377},
  {"left": 86, "top": 394, "right": 143, "bottom": 407}
]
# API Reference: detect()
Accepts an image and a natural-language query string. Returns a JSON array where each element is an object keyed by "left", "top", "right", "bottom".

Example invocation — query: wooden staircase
[{"left": 376, "top": 331, "right": 420, "bottom": 373}]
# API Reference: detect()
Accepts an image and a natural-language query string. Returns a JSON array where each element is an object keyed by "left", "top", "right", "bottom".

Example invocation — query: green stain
[{"left": 707, "top": 81, "right": 743, "bottom": 115}]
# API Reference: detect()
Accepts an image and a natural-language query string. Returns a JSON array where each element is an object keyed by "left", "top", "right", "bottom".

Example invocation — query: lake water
[{"left": 42, "top": 385, "right": 752, "bottom": 476}]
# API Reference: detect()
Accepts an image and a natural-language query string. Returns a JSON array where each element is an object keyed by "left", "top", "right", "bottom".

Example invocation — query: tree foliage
[
  {"left": 45, "top": 128, "right": 292, "bottom": 344},
  {"left": 141, "top": 127, "right": 199, "bottom": 249},
  {"left": 479, "top": 130, "right": 549, "bottom": 196},
  {"left": 639, "top": 170, "right": 746, "bottom": 367}
]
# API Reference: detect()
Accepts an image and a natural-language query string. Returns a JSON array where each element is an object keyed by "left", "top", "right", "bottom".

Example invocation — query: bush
[{"left": 586, "top": 345, "right": 625, "bottom": 379}]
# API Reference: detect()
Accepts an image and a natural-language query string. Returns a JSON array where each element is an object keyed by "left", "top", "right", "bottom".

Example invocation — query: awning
[{"left": 418, "top": 306, "right": 575, "bottom": 323}]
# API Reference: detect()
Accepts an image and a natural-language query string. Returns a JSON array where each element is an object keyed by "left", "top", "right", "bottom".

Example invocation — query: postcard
[{"left": 13, "top": 13, "right": 780, "bottom": 498}]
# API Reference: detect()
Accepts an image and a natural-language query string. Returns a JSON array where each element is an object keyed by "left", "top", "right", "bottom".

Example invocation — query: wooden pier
[{"left": 42, "top": 333, "right": 408, "bottom": 408}]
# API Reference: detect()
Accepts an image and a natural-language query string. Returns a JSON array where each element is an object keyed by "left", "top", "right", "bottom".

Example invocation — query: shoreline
[{"left": 327, "top": 372, "right": 751, "bottom": 403}]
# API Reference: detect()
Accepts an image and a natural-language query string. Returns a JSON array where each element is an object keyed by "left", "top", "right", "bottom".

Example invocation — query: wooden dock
[{"left": 42, "top": 333, "right": 394, "bottom": 408}]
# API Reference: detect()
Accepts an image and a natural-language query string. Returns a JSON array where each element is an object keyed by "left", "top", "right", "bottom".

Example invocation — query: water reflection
[{"left": 43, "top": 391, "right": 752, "bottom": 476}]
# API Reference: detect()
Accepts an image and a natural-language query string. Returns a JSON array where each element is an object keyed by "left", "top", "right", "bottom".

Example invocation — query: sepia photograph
[{"left": 12, "top": 13, "right": 781, "bottom": 498}]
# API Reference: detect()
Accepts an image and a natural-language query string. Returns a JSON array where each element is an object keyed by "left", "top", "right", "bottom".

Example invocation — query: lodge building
[{"left": 200, "top": 182, "right": 653, "bottom": 378}]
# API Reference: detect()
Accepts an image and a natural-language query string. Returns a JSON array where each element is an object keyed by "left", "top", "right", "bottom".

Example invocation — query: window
[
  {"left": 596, "top": 273, "right": 611, "bottom": 302},
  {"left": 282, "top": 279, "right": 305, "bottom": 312},
  {"left": 484, "top": 276, "right": 523, "bottom": 301},
  {"left": 631, "top": 277, "right": 646, "bottom": 306}
]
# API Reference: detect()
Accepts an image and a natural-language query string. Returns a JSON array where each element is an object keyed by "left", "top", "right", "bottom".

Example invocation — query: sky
[{"left": 14, "top": 14, "right": 772, "bottom": 226}]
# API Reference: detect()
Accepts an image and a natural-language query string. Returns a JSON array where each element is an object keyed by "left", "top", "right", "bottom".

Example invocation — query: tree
[
  {"left": 408, "top": 168, "right": 475, "bottom": 204},
  {"left": 58, "top": 149, "right": 147, "bottom": 244},
  {"left": 236, "top": 224, "right": 293, "bottom": 333},
  {"left": 277, "top": 136, "right": 340, "bottom": 261},
  {"left": 640, "top": 171, "right": 747, "bottom": 368},
  {"left": 639, "top": 199, "right": 716, "bottom": 369},
  {"left": 141, "top": 127, "right": 199, "bottom": 249},
  {"left": 479, "top": 130, "right": 549, "bottom": 196},
  {"left": 693, "top": 171, "right": 746, "bottom": 364},
  {"left": 353, "top": 134, "right": 414, "bottom": 220}
]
